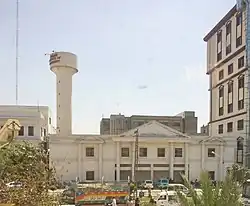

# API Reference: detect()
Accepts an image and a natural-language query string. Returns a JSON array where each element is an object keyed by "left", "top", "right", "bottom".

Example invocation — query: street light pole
[
  {"left": 133, "top": 129, "right": 139, "bottom": 197},
  {"left": 211, "top": 151, "right": 224, "bottom": 181}
]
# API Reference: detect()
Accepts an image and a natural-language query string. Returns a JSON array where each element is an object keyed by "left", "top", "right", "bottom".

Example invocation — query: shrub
[
  {"left": 177, "top": 172, "right": 243, "bottom": 206},
  {"left": 0, "top": 141, "right": 59, "bottom": 206}
]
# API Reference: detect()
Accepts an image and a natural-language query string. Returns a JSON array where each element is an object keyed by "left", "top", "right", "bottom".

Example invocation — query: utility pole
[
  {"left": 43, "top": 136, "right": 50, "bottom": 190},
  {"left": 133, "top": 129, "right": 139, "bottom": 197}
]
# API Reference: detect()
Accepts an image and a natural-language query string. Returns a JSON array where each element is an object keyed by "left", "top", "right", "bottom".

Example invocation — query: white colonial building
[
  {"left": 0, "top": 105, "right": 55, "bottom": 140},
  {"left": 49, "top": 121, "right": 239, "bottom": 183}
]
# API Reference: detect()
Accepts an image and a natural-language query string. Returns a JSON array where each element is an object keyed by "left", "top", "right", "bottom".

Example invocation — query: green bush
[
  {"left": 177, "top": 172, "right": 243, "bottom": 206},
  {"left": 0, "top": 141, "right": 59, "bottom": 206}
]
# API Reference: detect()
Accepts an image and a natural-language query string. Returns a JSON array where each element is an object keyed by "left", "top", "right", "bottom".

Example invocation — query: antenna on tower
[
  {"left": 15, "top": 0, "right": 19, "bottom": 105},
  {"left": 37, "top": 99, "right": 40, "bottom": 112},
  {"left": 45, "top": 50, "right": 56, "bottom": 56}
]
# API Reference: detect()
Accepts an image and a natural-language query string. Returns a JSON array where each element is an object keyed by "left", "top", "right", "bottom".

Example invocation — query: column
[
  {"left": 77, "top": 143, "right": 81, "bottom": 180},
  {"left": 82, "top": 145, "right": 85, "bottom": 180},
  {"left": 151, "top": 164, "right": 154, "bottom": 180},
  {"left": 98, "top": 144, "right": 103, "bottom": 181},
  {"left": 219, "top": 144, "right": 224, "bottom": 181},
  {"left": 116, "top": 142, "right": 120, "bottom": 181},
  {"left": 201, "top": 142, "right": 205, "bottom": 170},
  {"left": 184, "top": 143, "right": 189, "bottom": 179},
  {"left": 132, "top": 142, "right": 135, "bottom": 181},
  {"left": 169, "top": 143, "right": 174, "bottom": 179}
]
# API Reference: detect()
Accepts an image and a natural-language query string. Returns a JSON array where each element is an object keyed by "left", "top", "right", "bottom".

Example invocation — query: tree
[
  {"left": 229, "top": 163, "right": 250, "bottom": 185},
  {"left": 0, "top": 141, "right": 59, "bottom": 206},
  {"left": 177, "top": 172, "right": 243, "bottom": 206}
]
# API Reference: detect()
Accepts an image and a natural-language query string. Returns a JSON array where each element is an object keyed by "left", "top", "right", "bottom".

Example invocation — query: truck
[{"left": 74, "top": 182, "right": 129, "bottom": 206}]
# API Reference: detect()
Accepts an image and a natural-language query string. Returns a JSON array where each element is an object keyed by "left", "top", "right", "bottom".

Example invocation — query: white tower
[{"left": 49, "top": 51, "right": 78, "bottom": 136}]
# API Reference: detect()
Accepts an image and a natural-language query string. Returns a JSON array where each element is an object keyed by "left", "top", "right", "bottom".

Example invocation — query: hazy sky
[{"left": 0, "top": 0, "right": 236, "bottom": 134}]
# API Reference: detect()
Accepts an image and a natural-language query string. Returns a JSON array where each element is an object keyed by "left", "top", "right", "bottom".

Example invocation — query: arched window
[{"left": 237, "top": 136, "right": 244, "bottom": 164}]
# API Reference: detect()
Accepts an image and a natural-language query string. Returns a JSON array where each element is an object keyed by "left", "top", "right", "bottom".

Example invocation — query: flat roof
[{"left": 203, "top": 5, "right": 237, "bottom": 42}]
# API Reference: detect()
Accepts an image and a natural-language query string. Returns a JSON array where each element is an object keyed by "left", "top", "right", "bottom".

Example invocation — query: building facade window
[
  {"left": 237, "top": 137, "right": 244, "bottom": 164},
  {"left": 157, "top": 148, "right": 165, "bottom": 157},
  {"left": 226, "top": 21, "right": 232, "bottom": 55},
  {"left": 174, "top": 148, "right": 182, "bottom": 157},
  {"left": 139, "top": 148, "right": 147, "bottom": 157},
  {"left": 228, "top": 63, "right": 234, "bottom": 75},
  {"left": 238, "top": 75, "right": 244, "bottom": 110},
  {"left": 236, "top": 12, "right": 242, "bottom": 48},
  {"left": 217, "top": 31, "right": 222, "bottom": 61},
  {"left": 86, "top": 147, "right": 94, "bottom": 157},
  {"left": 219, "top": 70, "right": 224, "bottom": 80},
  {"left": 238, "top": 56, "right": 245, "bottom": 69},
  {"left": 219, "top": 86, "right": 224, "bottom": 116},
  {"left": 121, "top": 148, "right": 129, "bottom": 157},
  {"left": 28, "top": 126, "right": 34, "bottom": 136},
  {"left": 218, "top": 124, "right": 223, "bottom": 134},
  {"left": 227, "top": 81, "right": 233, "bottom": 113},
  {"left": 208, "top": 171, "right": 215, "bottom": 180},
  {"left": 86, "top": 171, "right": 94, "bottom": 180},
  {"left": 237, "top": 119, "right": 244, "bottom": 131},
  {"left": 19, "top": 126, "right": 24, "bottom": 136},
  {"left": 208, "top": 148, "right": 215, "bottom": 157},
  {"left": 227, "top": 122, "right": 233, "bottom": 132}
]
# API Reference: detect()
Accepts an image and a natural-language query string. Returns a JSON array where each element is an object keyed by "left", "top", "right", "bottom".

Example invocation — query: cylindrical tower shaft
[{"left": 49, "top": 51, "right": 78, "bottom": 136}]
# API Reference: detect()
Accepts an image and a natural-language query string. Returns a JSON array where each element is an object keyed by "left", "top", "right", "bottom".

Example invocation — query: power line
[{"left": 15, "top": 0, "right": 19, "bottom": 105}]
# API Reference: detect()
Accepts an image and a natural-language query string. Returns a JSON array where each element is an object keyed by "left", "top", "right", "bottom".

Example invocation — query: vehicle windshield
[
  {"left": 161, "top": 179, "right": 168, "bottom": 183},
  {"left": 145, "top": 180, "right": 152, "bottom": 184}
]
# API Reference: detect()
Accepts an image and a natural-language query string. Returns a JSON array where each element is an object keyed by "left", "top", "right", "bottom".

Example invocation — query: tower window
[
  {"left": 238, "top": 75, "right": 244, "bottom": 110},
  {"left": 219, "top": 86, "right": 224, "bottom": 116},
  {"left": 217, "top": 31, "right": 222, "bottom": 62}
]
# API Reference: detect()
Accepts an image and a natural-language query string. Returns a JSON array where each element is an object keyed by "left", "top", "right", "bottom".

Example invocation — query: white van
[
  {"left": 167, "top": 183, "right": 189, "bottom": 194},
  {"left": 155, "top": 190, "right": 180, "bottom": 206},
  {"left": 155, "top": 191, "right": 168, "bottom": 206}
]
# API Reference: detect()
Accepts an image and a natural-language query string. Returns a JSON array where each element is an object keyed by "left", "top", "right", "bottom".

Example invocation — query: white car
[
  {"left": 143, "top": 180, "right": 154, "bottom": 189},
  {"left": 6, "top": 181, "right": 22, "bottom": 188},
  {"left": 167, "top": 183, "right": 189, "bottom": 194}
]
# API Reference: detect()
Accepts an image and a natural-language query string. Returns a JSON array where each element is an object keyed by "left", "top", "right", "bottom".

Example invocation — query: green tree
[
  {"left": 229, "top": 163, "right": 250, "bottom": 185},
  {"left": 177, "top": 172, "right": 243, "bottom": 206},
  {"left": 0, "top": 141, "right": 59, "bottom": 206}
]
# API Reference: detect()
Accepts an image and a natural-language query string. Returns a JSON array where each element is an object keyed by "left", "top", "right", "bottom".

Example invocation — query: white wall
[
  {"left": 49, "top": 135, "right": 234, "bottom": 182},
  {"left": 0, "top": 105, "right": 53, "bottom": 140}
]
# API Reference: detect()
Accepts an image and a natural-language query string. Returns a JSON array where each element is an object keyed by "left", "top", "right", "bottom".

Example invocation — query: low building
[
  {"left": 0, "top": 105, "right": 55, "bottom": 140},
  {"left": 50, "top": 121, "right": 240, "bottom": 182}
]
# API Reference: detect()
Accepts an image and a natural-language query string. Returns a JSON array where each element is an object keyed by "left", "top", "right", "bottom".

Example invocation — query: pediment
[
  {"left": 199, "top": 136, "right": 226, "bottom": 143},
  {"left": 120, "top": 121, "right": 191, "bottom": 138}
]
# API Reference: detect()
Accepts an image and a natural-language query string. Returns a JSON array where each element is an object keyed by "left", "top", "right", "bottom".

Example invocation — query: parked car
[
  {"left": 143, "top": 180, "right": 154, "bottom": 189},
  {"left": 156, "top": 178, "right": 169, "bottom": 189},
  {"left": 167, "top": 183, "right": 189, "bottom": 194}
]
